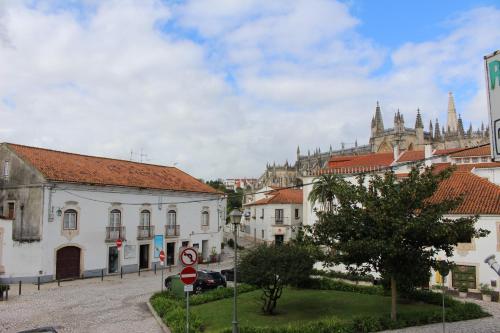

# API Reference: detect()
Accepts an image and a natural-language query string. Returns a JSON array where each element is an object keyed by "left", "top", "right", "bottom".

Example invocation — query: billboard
[{"left": 485, "top": 50, "right": 500, "bottom": 161}]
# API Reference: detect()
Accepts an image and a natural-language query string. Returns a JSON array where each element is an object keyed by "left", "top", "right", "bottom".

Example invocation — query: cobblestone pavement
[
  {"left": 381, "top": 298, "right": 500, "bottom": 333},
  {"left": 0, "top": 257, "right": 233, "bottom": 333}
]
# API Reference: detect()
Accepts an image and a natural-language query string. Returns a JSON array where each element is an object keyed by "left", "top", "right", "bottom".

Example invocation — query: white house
[
  {"left": 241, "top": 188, "right": 303, "bottom": 244},
  {"left": 0, "top": 143, "right": 225, "bottom": 283},
  {"left": 301, "top": 144, "right": 500, "bottom": 292}
]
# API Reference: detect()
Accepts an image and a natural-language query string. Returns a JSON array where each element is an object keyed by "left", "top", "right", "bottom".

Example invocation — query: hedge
[
  {"left": 301, "top": 276, "right": 385, "bottom": 296},
  {"left": 311, "top": 268, "right": 375, "bottom": 283}
]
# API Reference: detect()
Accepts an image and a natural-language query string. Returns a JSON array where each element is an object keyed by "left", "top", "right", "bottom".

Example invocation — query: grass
[{"left": 191, "top": 288, "right": 441, "bottom": 333}]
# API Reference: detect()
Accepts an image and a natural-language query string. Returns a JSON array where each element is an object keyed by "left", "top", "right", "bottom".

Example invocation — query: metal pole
[
  {"left": 18, "top": 281, "right": 21, "bottom": 295},
  {"left": 232, "top": 223, "right": 239, "bottom": 333},
  {"left": 186, "top": 291, "right": 190, "bottom": 333},
  {"left": 37, "top": 277, "right": 40, "bottom": 291},
  {"left": 101, "top": 269, "right": 104, "bottom": 281},
  {"left": 442, "top": 277, "right": 446, "bottom": 333},
  {"left": 154, "top": 263, "right": 157, "bottom": 275},
  {"left": 161, "top": 265, "right": 164, "bottom": 292},
  {"left": 120, "top": 266, "right": 123, "bottom": 279}
]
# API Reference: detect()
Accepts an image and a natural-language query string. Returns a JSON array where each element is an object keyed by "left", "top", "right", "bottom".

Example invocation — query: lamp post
[{"left": 229, "top": 209, "right": 242, "bottom": 333}]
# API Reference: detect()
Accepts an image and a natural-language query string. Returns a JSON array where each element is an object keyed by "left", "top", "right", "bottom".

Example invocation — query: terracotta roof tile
[
  {"left": 450, "top": 145, "right": 491, "bottom": 157},
  {"left": 328, "top": 152, "right": 394, "bottom": 169},
  {"left": 6, "top": 143, "right": 219, "bottom": 194},
  {"left": 430, "top": 171, "right": 500, "bottom": 215},
  {"left": 397, "top": 151, "right": 424, "bottom": 162},
  {"left": 247, "top": 188, "right": 302, "bottom": 206}
]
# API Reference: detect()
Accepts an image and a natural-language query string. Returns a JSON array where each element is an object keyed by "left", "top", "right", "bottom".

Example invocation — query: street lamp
[{"left": 229, "top": 209, "right": 242, "bottom": 333}]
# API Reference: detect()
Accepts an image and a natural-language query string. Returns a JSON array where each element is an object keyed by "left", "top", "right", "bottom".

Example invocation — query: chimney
[
  {"left": 424, "top": 145, "right": 432, "bottom": 167},
  {"left": 393, "top": 145, "right": 400, "bottom": 162}
]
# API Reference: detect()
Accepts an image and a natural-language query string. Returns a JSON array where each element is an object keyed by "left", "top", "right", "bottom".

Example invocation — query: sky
[{"left": 1, "top": 0, "right": 499, "bottom": 180}]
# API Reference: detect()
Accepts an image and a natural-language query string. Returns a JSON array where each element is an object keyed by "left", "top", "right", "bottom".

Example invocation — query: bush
[
  {"left": 311, "top": 268, "right": 375, "bottom": 283},
  {"left": 0, "top": 284, "right": 10, "bottom": 292},
  {"left": 302, "top": 277, "right": 385, "bottom": 296},
  {"left": 190, "top": 284, "right": 257, "bottom": 305}
]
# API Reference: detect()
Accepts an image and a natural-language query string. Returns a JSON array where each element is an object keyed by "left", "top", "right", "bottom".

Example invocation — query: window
[
  {"left": 463, "top": 158, "right": 470, "bottom": 163},
  {"left": 201, "top": 211, "right": 209, "bottom": 226},
  {"left": 441, "top": 156, "right": 447, "bottom": 163},
  {"left": 182, "top": 241, "right": 189, "bottom": 247},
  {"left": 472, "top": 157, "right": 478, "bottom": 163},
  {"left": 275, "top": 209, "right": 284, "bottom": 224},
  {"left": 482, "top": 157, "right": 489, "bottom": 162},
  {"left": 109, "top": 209, "right": 121, "bottom": 227},
  {"left": 261, "top": 229, "right": 264, "bottom": 239},
  {"left": 7, "top": 202, "right": 15, "bottom": 219},
  {"left": 167, "top": 210, "right": 176, "bottom": 226},
  {"left": 295, "top": 208, "right": 300, "bottom": 219},
  {"left": 140, "top": 210, "right": 150, "bottom": 226},
  {"left": 452, "top": 265, "right": 476, "bottom": 289},
  {"left": 2, "top": 161, "right": 9, "bottom": 179},
  {"left": 260, "top": 209, "right": 264, "bottom": 219},
  {"left": 63, "top": 209, "right": 77, "bottom": 230}
]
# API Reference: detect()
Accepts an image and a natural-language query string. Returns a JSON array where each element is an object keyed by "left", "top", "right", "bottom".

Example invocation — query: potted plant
[
  {"left": 210, "top": 247, "right": 218, "bottom": 263},
  {"left": 458, "top": 286, "right": 468, "bottom": 298},
  {"left": 480, "top": 283, "right": 493, "bottom": 302}
]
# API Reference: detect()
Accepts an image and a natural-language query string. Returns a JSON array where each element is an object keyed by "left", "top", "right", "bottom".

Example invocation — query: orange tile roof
[
  {"left": 450, "top": 145, "right": 491, "bottom": 158},
  {"left": 397, "top": 151, "right": 424, "bottom": 162},
  {"left": 247, "top": 188, "right": 302, "bottom": 206},
  {"left": 6, "top": 143, "right": 219, "bottom": 194},
  {"left": 434, "top": 148, "right": 463, "bottom": 155},
  {"left": 430, "top": 171, "right": 500, "bottom": 215},
  {"left": 328, "top": 152, "right": 394, "bottom": 169}
]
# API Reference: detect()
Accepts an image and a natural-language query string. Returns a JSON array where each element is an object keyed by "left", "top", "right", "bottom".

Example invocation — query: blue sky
[{"left": 0, "top": 0, "right": 499, "bottom": 178}]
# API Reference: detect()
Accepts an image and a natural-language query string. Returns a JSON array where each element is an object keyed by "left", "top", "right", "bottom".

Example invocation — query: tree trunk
[{"left": 391, "top": 275, "right": 397, "bottom": 321}]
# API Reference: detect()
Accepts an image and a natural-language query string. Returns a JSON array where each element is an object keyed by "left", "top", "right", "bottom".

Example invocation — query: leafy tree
[
  {"left": 239, "top": 243, "right": 314, "bottom": 315},
  {"left": 309, "top": 166, "right": 489, "bottom": 320},
  {"left": 205, "top": 180, "right": 244, "bottom": 217}
]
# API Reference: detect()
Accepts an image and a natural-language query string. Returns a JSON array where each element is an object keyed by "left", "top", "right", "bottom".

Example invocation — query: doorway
[
  {"left": 139, "top": 244, "right": 149, "bottom": 269},
  {"left": 202, "top": 240, "right": 209, "bottom": 261},
  {"left": 56, "top": 246, "right": 81, "bottom": 280},
  {"left": 166, "top": 242, "right": 175, "bottom": 266},
  {"left": 274, "top": 235, "right": 284, "bottom": 245},
  {"left": 108, "top": 246, "right": 119, "bottom": 273}
]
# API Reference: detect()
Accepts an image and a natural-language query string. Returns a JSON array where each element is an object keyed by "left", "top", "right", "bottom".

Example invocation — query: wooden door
[{"left": 56, "top": 246, "right": 81, "bottom": 280}]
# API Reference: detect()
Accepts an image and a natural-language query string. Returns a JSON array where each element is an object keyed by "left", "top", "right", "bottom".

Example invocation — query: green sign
[{"left": 489, "top": 60, "right": 500, "bottom": 90}]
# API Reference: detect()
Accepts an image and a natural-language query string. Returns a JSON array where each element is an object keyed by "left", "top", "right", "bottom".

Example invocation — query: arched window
[
  {"left": 167, "top": 210, "right": 176, "bottom": 226},
  {"left": 63, "top": 209, "right": 77, "bottom": 230},
  {"left": 109, "top": 209, "right": 121, "bottom": 227},
  {"left": 201, "top": 211, "right": 209, "bottom": 226},
  {"left": 140, "top": 210, "right": 150, "bottom": 226}
]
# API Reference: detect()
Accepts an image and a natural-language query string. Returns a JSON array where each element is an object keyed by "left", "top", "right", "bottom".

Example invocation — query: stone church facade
[{"left": 255, "top": 92, "right": 490, "bottom": 189}]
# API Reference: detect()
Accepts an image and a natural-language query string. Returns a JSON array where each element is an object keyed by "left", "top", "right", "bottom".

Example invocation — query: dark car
[
  {"left": 18, "top": 328, "right": 59, "bottom": 333},
  {"left": 165, "top": 270, "right": 226, "bottom": 294},
  {"left": 221, "top": 267, "right": 241, "bottom": 282}
]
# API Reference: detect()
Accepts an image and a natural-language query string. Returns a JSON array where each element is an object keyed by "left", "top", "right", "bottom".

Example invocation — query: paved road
[
  {"left": 0, "top": 259, "right": 233, "bottom": 333},
  {"left": 381, "top": 298, "right": 500, "bottom": 333}
]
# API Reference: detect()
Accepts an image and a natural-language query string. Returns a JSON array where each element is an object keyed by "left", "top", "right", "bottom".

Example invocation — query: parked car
[
  {"left": 164, "top": 270, "right": 226, "bottom": 294},
  {"left": 18, "top": 328, "right": 59, "bottom": 333},
  {"left": 221, "top": 267, "right": 241, "bottom": 282}
]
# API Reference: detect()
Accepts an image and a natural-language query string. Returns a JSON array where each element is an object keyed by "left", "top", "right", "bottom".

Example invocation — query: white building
[
  {"left": 301, "top": 144, "right": 500, "bottom": 292},
  {"left": 241, "top": 188, "right": 303, "bottom": 244},
  {"left": 0, "top": 143, "right": 225, "bottom": 283}
]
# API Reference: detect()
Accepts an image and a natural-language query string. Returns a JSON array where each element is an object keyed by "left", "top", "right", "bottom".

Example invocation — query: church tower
[
  {"left": 446, "top": 92, "right": 458, "bottom": 133},
  {"left": 415, "top": 108, "right": 424, "bottom": 146},
  {"left": 371, "top": 102, "right": 384, "bottom": 136}
]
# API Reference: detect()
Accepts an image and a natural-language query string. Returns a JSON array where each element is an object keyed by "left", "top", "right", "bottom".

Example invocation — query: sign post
[
  {"left": 485, "top": 50, "right": 500, "bottom": 161},
  {"left": 159, "top": 250, "right": 165, "bottom": 292},
  {"left": 179, "top": 247, "right": 198, "bottom": 333}
]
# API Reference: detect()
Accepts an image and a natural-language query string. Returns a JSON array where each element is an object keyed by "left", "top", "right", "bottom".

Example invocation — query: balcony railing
[
  {"left": 165, "top": 224, "right": 180, "bottom": 237},
  {"left": 274, "top": 218, "right": 284, "bottom": 225},
  {"left": 106, "top": 226, "right": 126, "bottom": 242},
  {"left": 137, "top": 225, "right": 155, "bottom": 240}
]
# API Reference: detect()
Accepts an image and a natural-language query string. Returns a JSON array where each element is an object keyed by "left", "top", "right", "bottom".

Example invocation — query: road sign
[
  {"left": 159, "top": 250, "right": 165, "bottom": 264},
  {"left": 116, "top": 239, "right": 122, "bottom": 249},
  {"left": 184, "top": 284, "right": 193, "bottom": 292},
  {"left": 485, "top": 50, "right": 500, "bottom": 161},
  {"left": 180, "top": 266, "right": 197, "bottom": 285},
  {"left": 180, "top": 247, "right": 198, "bottom": 266}
]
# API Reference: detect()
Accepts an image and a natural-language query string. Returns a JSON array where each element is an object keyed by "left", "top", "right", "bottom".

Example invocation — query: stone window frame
[
  {"left": 201, "top": 207, "right": 209, "bottom": 227},
  {"left": 60, "top": 201, "right": 81, "bottom": 240},
  {"left": 139, "top": 208, "right": 151, "bottom": 227},
  {"left": 167, "top": 205, "right": 177, "bottom": 226},
  {"left": 108, "top": 206, "right": 122, "bottom": 227}
]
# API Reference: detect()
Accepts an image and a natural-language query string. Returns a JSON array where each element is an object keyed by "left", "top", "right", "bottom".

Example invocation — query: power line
[{"left": 61, "top": 143, "right": 492, "bottom": 206}]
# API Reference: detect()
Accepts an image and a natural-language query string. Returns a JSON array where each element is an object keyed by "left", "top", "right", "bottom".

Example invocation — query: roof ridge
[{"left": 4, "top": 142, "right": 176, "bottom": 169}]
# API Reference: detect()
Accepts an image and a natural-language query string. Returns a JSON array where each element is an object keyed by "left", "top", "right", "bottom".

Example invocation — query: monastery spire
[
  {"left": 446, "top": 92, "right": 458, "bottom": 133},
  {"left": 415, "top": 108, "right": 424, "bottom": 129},
  {"left": 374, "top": 101, "right": 384, "bottom": 134}
]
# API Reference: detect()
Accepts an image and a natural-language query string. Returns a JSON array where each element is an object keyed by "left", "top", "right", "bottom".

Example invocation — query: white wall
[{"left": 1, "top": 183, "right": 225, "bottom": 281}]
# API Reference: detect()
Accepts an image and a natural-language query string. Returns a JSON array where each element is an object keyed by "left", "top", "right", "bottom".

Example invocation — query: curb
[{"left": 146, "top": 300, "right": 171, "bottom": 333}]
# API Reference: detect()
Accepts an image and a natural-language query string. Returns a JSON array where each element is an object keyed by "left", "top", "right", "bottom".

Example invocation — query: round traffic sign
[
  {"left": 180, "top": 266, "right": 197, "bottom": 285},
  {"left": 116, "top": 239, "right": 122, "bottom": 249},
  {"left": 159, "top": 250, "right": 165, "bottom": 262},
  {"left": 180, "top": 247, "right": 198, "bottom": 266}
]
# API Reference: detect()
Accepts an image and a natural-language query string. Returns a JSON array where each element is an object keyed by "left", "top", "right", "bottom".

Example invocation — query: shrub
[
  {"left": 0, "top": 284, "right": 10, "bottom": 292},
  {"left": 190, "top": 283, "right": 257, "bottom": 305},
  {"left": 311, "top": 268, "right": 375, "bottom": 283},
  {"left": 303, "top": 276, "right": 385, "bottom": 296}
]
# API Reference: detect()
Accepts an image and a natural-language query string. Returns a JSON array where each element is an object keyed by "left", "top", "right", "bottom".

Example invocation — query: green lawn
[{"left": 191, "top": 288, "right": 440, "bottom": 333}]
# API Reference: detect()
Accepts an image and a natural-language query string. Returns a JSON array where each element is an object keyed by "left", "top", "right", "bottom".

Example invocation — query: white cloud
[{"left": 0, "top": 1, "right": 499, "bottom": 180}]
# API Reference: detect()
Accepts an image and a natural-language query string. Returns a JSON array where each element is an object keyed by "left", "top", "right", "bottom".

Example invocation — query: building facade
[
  {"left": 241, "top": 188, "right": 303, "bottom": 245},
  {"left": 0, "top": 143, "right": 225, "bottom": 283}
]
